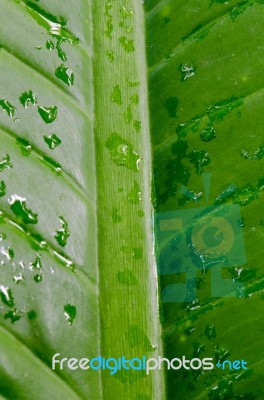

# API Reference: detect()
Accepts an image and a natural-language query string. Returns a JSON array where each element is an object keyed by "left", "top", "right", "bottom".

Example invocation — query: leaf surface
[{"left": 147, "top": 0, "right": 264, "bottom": 398}]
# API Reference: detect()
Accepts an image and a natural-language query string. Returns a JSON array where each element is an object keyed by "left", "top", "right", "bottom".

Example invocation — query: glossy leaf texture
[
  {"left": 0, "top": 0, "right": 164, "bottom": 399},
  {"left": 147, "top": 0, "right": 264, "bottom": 399}
]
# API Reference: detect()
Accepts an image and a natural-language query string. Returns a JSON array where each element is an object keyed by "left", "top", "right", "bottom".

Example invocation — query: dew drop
[
  {"left": 127, "top": 181, "right": 141, "bottom": 204},
  {"left": 46, "top": 39, "right": 54, "bottom": 50},
  {"left": 105, "top": 133, "right": 140, "bottom": 172},
  {"left": 111, "top": 208, "right": 122, "bottom": 223},
  {"left": 38, "top": 106, "right": 58, "bottom": 124},
  {"left": 124, "top": 106, "right": 132, "bottom": 123},
  {"left": 106, "top": 50, "right": 115, "bottom": 62},
  {"left": 0, "top": 285, "right": 14, "bottom": 307},
  {"left": 130, "top": 94, "right": 139, "bottom": 104},
  {"left": 55, "top": 64, "right": 74, "bottom": 86},
  {"left": 19, "top": 90, "right": 37, "bottom": 108},
  {"left": 9, "top": 195, "right": 38, "bottom": 224},
  {"left": 44, "top": 134, "right": 61, "bottom": 149},
  {"left": 205, "top": 324, "right": 217, "bottom": 339},
  {"left": 0, "top": 98, "right": 16, "bottom": 117},
  {"left": 34, "top": 274, "right": 42, "bottom": 283},
  {"left": 119, "top": 36, "right": 135, "bottom": 53},
  {"left": 164, "top": 96, "right": 178, "bottom": 118},
  {"left": 111, "top": 85, "right": 122, "bottom": 105},
  {"left": 117, "top": 270, "right": 137, "bottom": 286},
  {"left": 27, "top": 310, "right": 37, "bottom": 320},
  {"left": 16, "top": 138, "right": 32, "bottom": 156},
  {"left": 120, "top": 6, "right": 135, "bottom": 19},
  {"left": 56, "top": 40, "right": 67, "bottom": 61},
  {"left": 127, "top": 80, "right": 140, "bottom": 87},
  {"left": 0, "top": 154, "right": 12, "bottom": 172},
  {"left": 200, "top": 125, "right": 216, "bottom": 142},
  {"left": 64, "top": 303, "right": 76, "bottom": 325},
  {"left": 0, "top": 233, "right": 6, "bottom": 242},
  {"left": 0, "top": 246, "right": 14, "bottom": 261},
  {"left": 178, "top": 63, "right": 196, "bottom": 81},
  {"left": 0, "top": 181, "right": 6, "bottom": 197},
  {"left": 13, "top": 273, "right": 24, "bottom": 284},
  {"left": 42, "top": 155, "right": 62, "bottom": 174},
  {"left": 133, "top": 120, "right": 141, "bottom": 133},
  {"left": 54, "top": 216, "right": 70, "bottom": 247},
  {"left": 4, "top": 309, "right": 22, "bottom": 323},
  {"left": 132, "top": 247, "right": 143, "bottom": 260}
]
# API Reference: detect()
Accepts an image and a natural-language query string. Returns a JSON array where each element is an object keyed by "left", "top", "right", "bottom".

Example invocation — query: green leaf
[
  {"left": 1, "top": 0, "right": 264, "bottom": 398},
  {"left": 0, "top": 0, "right": 164, "bottom": 399},
  {"left": 148, "top": 0, "right": 264, "bottom": 398}
]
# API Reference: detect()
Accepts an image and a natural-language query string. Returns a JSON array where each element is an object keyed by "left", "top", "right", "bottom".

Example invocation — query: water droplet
[
  {"left": 205, "top": 324, "right": 216, "bottom": 339},
  {"left": 105, "top": 133, "right": 140, "bottom": 172},
  {"left": 46, "top": 39, "right": 54, "bottom": 50},
  {"left": 27, "top": 310, "right": 37, "bottom": 320},
  {"left": 132, "top": 247, "right": 143, "bottom": 260},
  {"left": 16, "top": 138, "right": 32, "bottom": 156},
  {"left": 23, "top": 1, "right": 80, "bottom": 46},
  {"left": 0, "top": 285, "right": 14, "bottom": 307},
  {"left": 106, "top": 50, "right": 115, "bottom": 62},
  {"left": 120, "top": 6, "right": 135, "bottom": 19},
  {"left": 188, "top": 149, "right": 211, "bottom": 174},
  {"left": 34, "top": 274, "right": 42, "bottom": 283},
  {"left": 163, "top": 16, "right": 171, "bottom": 24},
  {"left": 184, "top": 325, "right": 196, "bottom": 336},
  {"left": 30, "top": 233, "right": 47, "bottom": 251},
  {"left": 44, "top": 134, "right": 61, "bottom": 149},
  {"left": 119, "top": 36, "right": 135, "bottom": 53},
  {"left": 111, "top": 208, "right": 122, "bottom": 223},
  {"left": 19, "top": 90, "right": 37, "bottom": 108},
  {"left": 127, "top": 181, "right": 141, "bottom": 204},
  {"left": 0, "top": 181, "right": 6, "bottom": 197},
  {"left": 30, "top": 255, "right": 42, "bottom": 271},
  {"left": 230, "top": 1, "right": 252, "bottom": 20},
  {"left": 9, "top": 195, "right": 38, "bottom": 224},
  {"left": 111, "top": 85, "right": 122, "bottom": 105},
  {"left": 240, "top": 145, "right": 264, "bottom": 160},
  {"left": 130, "top": 94, "right": 139, "bottom": 104},
  {"left": 13, "top": 273, "right": 24, "bottom": 284},
  {"left": 192, "top": 343, "right": 205, "bottom": 357},
  {"left": 4, "top": 309, "right": 22, "bottom": 323},
  {"left": 214, "top": 345, "right": 231, "bottom": 363},
  {"left": 124, "top": 106, "right": 132, "bottom": 123},
  {"left": 200, "top": 125, "right": 216, "bottom": 142},
  {"left": 104, "top": 2, "right": 113, "bottom": 39},
  {"left": 54, "top": 216, "right": 70, "bottom": 247},
  {"left": 55, "top": 64, "right": 74, "bottom": 86},
  {"left": 0, "top": 233, "right": 6, "bottom": 242},
  {"left": 0, "top": 154, "right": 12, "bottom": 172},
  {"left": 55, "top": 39, "right": 67, "bottom": 61},
  {"left": 178, "top": 63, "right": 196, "bottom": 81},
  {"left": 42, "top": 155, "right": 62, "bottom": 174},
  {"left": 64, "top": 303, "right": 76, "bottom": 325},
  {"left": 207, "top": 96, "right": 244, "bottom": 122},
  {"left": 0, "top": 98, "right": 16, "bottom": 117},
  {"left": 54, "top": 251, "right": 75, "bottom": 271},
  {"left": 38, "top": 106, "right": 58, "bottom": 123},
  {"left": 164, "top": 96, "right": 178, "bottom": 118},
  {"left": 0, "top": 246, "right": 14, "bottom": 261},
  {"left": 117, "top": 270, "right": 137, "bottom": 286},
  {"left": 133, "top": 120, "right": 141, "bottom": 133},
  {"left": 127, "top": 80, "right": 140, "bottom": 87}
]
